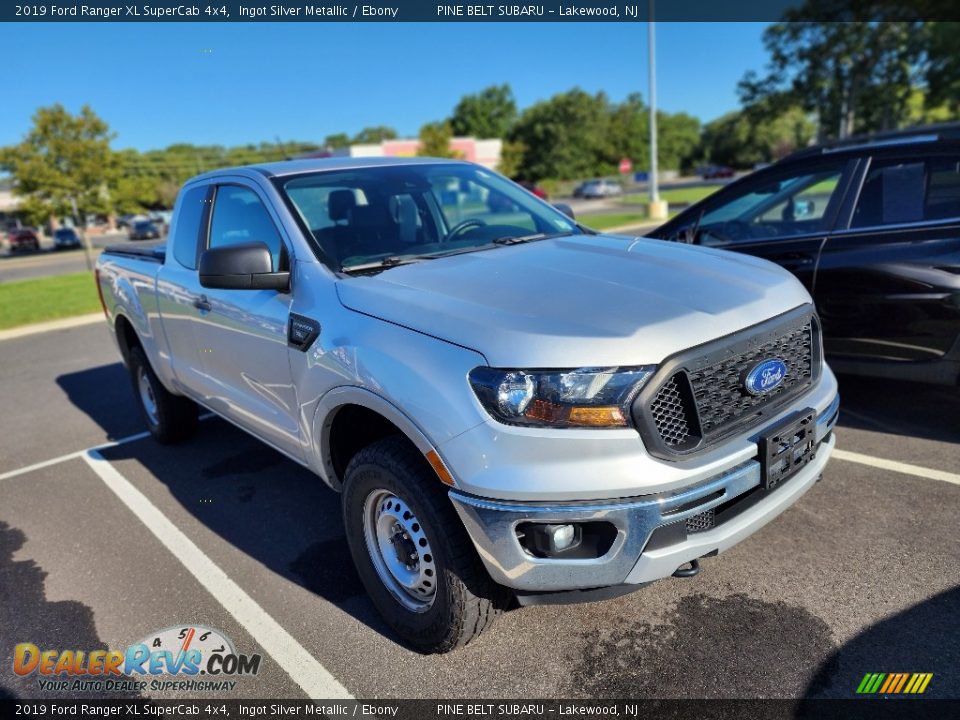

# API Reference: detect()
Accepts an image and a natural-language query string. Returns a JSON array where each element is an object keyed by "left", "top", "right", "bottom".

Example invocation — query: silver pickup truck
[{"left": 96, "top": 157, "right": 839, "bottom": 652}]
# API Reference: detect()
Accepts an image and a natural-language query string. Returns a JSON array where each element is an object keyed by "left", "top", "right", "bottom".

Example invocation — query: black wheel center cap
[{"left": 390, "top": 531, "right": 417, "bottom": 566}]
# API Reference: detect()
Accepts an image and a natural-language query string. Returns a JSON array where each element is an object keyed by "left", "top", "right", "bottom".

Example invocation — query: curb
[{"left": 0, "top": 313, "right": 104, "bottom": 342}]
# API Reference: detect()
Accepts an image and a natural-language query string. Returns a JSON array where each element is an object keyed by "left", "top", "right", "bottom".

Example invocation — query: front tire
[
  {"left": 128, "top": 345, "right": 198, "bottom": 444},
  {"left": 342, "top": 436, "right": 508, "bottom": 653}
]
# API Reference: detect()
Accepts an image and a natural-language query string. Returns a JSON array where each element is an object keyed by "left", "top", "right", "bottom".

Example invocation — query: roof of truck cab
[{"left": 191, "top": 156, "right": 470, "bottom": 182}]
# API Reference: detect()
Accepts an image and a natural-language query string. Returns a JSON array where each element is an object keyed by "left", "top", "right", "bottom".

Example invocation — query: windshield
[{"left": 278, "top": 163, "right": 578, "bottom": 270}]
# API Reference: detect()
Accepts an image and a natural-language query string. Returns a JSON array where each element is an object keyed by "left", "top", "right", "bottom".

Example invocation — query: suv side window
[
  {"left": 208, "top": 185, "right": 285, "bottom": 270},
  {"left": 695, "top": 163, "right": 847, "bottom": 246},
  {"left": 851, "top": 156, "right": 960, "bottom": 228},
  {"left": 170, "top": 185, "right": 209, "bottom": 270}
]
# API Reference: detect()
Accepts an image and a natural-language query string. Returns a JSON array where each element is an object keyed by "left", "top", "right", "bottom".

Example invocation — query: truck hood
[{"left": 335, "top": 234, "right": 812, "bottom": 367}]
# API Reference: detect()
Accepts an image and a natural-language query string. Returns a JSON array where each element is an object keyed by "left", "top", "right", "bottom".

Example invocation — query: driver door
[{"left": 687, "top": 159, "right": 858, "bottom": 294}]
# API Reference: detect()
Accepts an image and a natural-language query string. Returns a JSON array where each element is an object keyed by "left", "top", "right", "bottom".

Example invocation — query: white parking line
[
  {"left": 0, "top": 430, "right": 152, "bottom": 482},
  {"left": 82, "top": 449, "right": 354, "bottom": 700},
  {"left": 833, "top": 448, "right": 960, "bottom": 487}
]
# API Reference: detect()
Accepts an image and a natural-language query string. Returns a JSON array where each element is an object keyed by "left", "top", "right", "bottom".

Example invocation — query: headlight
[{"left": 469, "top": 366, "right": 656, "bottom": 428}]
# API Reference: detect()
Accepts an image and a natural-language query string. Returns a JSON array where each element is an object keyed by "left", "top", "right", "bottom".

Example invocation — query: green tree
[
  {"left": 417, "top": 121, "right": 458, "bottom": 158},
  {"left": 0, "top": 104, "right": 117, "bottom": 226},
  {"left": 324, "top": 132, "right": 351, "bottom": 149},
  {"left": 451, "top": 84, "right": 518, "bottom": 139},
  {"left": 701, "top": 104, "right": 815, "bottom": 168},
  {"left": 656, "top": 111, "right": 701, "bottom": 171},
  {"left": 926, "top": 21, "right": 960, "bottom": 113},
  {"left": 508, "top": 89, "right": 613, "bottom": 180},
  {"left": 110, "top": 149, "right": 160, "bottom": 213},
  {"left": 352, "top": 126, "right": 398, "bottom": 144},
  {"left": 741, "top": 16, "right": 927, "bottom": 140},
  {"left": 607, "top": 93, "right": 650, "bottom": 173},
  {"left": 497, "top": 140, "right": 527, "bottom": 179}
]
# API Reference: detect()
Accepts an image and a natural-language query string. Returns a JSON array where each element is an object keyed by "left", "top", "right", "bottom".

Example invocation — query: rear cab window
[{"left": 170, "top": 185, "right": 209, "bottom": 270}]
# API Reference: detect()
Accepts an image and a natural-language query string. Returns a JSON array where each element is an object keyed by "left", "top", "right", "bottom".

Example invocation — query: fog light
[
  {"left": 548, "top": 524, "right": 577, "bottom": 552},
  {"left": 519, "top": 522, "right": 583, "bottom": 557}
]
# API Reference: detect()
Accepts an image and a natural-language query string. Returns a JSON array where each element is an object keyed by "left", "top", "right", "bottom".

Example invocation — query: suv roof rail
[{"left": 790, "top": 122, "right": 960, "bottom": 159}]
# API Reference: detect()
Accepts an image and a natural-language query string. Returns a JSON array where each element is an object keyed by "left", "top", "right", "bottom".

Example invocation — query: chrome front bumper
[{"left": 449, "top": 393, "right": 839, "bottom": 592}]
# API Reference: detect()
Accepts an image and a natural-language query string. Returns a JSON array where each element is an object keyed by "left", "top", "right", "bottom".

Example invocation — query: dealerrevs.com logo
[{"left": 13, "top": 625, "right": 261, "bottom": 693}]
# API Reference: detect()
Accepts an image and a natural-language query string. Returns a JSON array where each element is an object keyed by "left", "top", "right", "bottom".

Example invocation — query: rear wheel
[
  {"left": 342, "top": 436, "right": 508, "bottom": 653},
  {"left": 128, "top": 345, "right": 198, "bottom": 444}
]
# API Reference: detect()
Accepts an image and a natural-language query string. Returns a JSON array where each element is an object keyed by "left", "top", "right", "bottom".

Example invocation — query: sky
[{"left": 9, "top": 22, "right": 770, "bottom": 151}]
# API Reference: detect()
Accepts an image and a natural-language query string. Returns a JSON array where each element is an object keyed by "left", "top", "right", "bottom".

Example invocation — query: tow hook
[{"left": 672, "top": 559, "right": 700, "bottom": 578}]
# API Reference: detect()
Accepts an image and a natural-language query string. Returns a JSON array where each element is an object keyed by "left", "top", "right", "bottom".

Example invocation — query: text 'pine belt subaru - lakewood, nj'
[{"left": 96, "top": 157, "right": 839, "bottom": 652}]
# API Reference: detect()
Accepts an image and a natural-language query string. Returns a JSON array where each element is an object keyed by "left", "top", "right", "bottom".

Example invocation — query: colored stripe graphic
[{"left": 856, "top": 672, "right": 932, "bottom": 694}]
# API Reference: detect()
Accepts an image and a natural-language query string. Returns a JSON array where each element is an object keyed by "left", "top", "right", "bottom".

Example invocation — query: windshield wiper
[
  {"left": 491, "top": 231, "right": 574, "bottom": 246},
  {"left": 341, "top": 255, "right": 430, "bottom": 273}
]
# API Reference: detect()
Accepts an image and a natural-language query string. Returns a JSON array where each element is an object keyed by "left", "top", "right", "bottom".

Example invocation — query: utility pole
[
  {"left": 647, "top": 0, "right": 667, "bottom": 220},
  {"left": 71, "top": 195, "right": 93, "bottom": 272}
]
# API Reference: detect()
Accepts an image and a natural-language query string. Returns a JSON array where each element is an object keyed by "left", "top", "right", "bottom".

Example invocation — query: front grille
[
  {"left": 689, "top": 320, "right": 813, "bottom": 439},
  {"left": 685, "top": 508, "right": 715, "bottom": 534},
  {"left": 635, "top": 308, "right": 820, "bottom": 458}
]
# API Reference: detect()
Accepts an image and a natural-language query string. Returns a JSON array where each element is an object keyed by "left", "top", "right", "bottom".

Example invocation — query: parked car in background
[
  {"left": 129, "top": 220, "right": 161, "bottom": 240},
  {"left": 576, "top": 179, "right": 623, "bottom": 199},
  {"left": 53, "top": 227, "right": 83, "bottom": 250},
  {"left": 9, "top": 229, "right": 41, "bottom": 252},
  {"left": 516, "top": 180, "right": 548, "bottom": 200},
  {"left": 649, "top": 123, "right": 960, "bottom": 386},
  {"left": 700, "top": 165, "right": 735, "bottom": 180}
]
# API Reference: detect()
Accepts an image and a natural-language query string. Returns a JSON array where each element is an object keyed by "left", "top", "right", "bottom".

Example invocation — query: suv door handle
[
  {"left": 774, "top": 252, "right": 815, "bottom": 266},
  {"left": 193, "top": 295, "right": 211, "bottom": 312}
]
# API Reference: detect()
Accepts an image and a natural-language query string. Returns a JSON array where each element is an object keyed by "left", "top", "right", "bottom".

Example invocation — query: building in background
[{"left": 304, "top": 138, "right": 503, "bottom": 170}]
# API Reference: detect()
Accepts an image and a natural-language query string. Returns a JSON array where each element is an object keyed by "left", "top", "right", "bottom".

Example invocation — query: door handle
[
  {"left": 774, "top": 253, "right": 815, "bottom": 266},
  {"left": 193, "top": 295, "right": 211, "bottom": 312}
]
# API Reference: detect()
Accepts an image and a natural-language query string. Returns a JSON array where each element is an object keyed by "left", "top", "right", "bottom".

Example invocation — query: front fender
[{"left": 310, "top": 386, "right": 441, "bottom": 491}]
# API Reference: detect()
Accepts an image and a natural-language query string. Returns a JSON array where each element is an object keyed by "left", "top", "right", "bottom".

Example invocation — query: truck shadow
[
  {"left": 0, "top": 520, "right": 142, "bottom": 700},
  {"left": 53, "top": 360, "right": 400, "bottom": 643},
  {"left": 835, "top": 373, "right": 959, "bottom": 444},
  {"left": 55, "top": 362, "right": 145, "bottom": 442},
  {"left": 802, "top": 585, "right": 959, "bottom": 699}
]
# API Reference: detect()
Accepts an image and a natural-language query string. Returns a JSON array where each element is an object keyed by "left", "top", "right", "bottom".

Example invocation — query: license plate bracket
[{"left": 759, "top": 409, "right": 817, "bottom": 490}]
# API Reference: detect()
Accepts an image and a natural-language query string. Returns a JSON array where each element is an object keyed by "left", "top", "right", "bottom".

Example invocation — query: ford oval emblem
[{"left": 743, "top": 358, "right": 788, "bottom": 396}]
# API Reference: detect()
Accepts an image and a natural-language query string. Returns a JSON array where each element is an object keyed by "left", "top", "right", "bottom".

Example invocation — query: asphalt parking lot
[{"left": 0, "top": 322, "right": 957, "bottom": 700}]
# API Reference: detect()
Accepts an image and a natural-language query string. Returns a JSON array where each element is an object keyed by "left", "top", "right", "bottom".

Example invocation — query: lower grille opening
[{"left": 685, "top": 508, "right": 716, "bottom": 534}]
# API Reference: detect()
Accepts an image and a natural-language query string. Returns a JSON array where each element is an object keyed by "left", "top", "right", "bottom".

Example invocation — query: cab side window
[
  {"left": 170, "top": 185, "right": 209, "bottom": 269},
  {"left": 851, "top": 156, "right": 960, "bottom": 228},
  {"left": 209, "top": 185, "right": 285, "bottom": 270}
]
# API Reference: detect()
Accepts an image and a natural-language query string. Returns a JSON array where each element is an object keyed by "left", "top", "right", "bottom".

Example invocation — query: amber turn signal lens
[
  {"left": 425, "top": 450, "right": 456, "bottom": 486},
  {"left": 567, "top": 406, "right": 627, "bottom": 427}
]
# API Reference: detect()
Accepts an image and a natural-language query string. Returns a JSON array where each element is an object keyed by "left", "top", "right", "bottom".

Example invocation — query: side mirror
[
  {"left": 794, "top": 200, "right": 815, "bottom": 219},
  {"left": 678, "top": 226, "right": 697, "bottom": 244},
  {"left": 554, "top": 203, "right": 575, "bottom": 220},
  {"left": 199, "top": 241, "right": 290, "bottom": 291}
]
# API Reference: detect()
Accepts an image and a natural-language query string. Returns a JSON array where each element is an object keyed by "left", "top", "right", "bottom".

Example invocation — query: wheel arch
[{"left": 312, "top": 386, "right": 444, "bottom": 492}]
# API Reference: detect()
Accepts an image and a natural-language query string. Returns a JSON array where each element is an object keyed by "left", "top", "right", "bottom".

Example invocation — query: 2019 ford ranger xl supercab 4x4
[{"left": 96, "top": 157, "right": 840, "bottom": 653}]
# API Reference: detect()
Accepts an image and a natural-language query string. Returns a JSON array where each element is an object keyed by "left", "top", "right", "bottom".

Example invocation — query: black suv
[{"left": 650, "top": 124, "right": 960, "bottom": 387}]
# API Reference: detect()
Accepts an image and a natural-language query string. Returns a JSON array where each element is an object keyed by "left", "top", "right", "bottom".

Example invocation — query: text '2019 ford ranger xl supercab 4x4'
[{"left": 96, "top": 157, "right": 839, "bottom": 653}]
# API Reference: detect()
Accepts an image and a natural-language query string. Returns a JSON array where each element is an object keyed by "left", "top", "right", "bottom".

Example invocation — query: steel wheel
[
  {"left": 137, "top": 365, "right": 159, "bottom": 428},
  {"left": 362, "top": 489, "right": 437, "bottom": 612}
]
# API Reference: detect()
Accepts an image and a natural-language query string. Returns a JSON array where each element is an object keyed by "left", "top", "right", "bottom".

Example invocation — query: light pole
[{"left": 647, "top": 0, "right": 668, "bottom": 220}]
